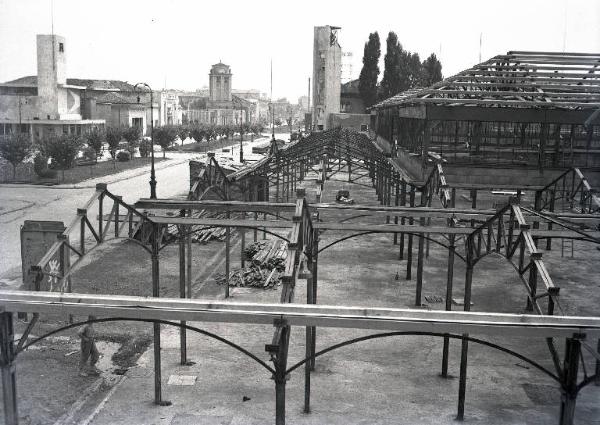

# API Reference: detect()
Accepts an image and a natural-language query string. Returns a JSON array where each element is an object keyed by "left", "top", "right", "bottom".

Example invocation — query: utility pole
[
  {"left": 271, "top": 60, "right": 275, "bottom": 141},
  {"left": 307, "top": 77, "right": 311, "bottom": 132},
  {"left": 239, "top": 102, "right": 244, "bottom": 163}
]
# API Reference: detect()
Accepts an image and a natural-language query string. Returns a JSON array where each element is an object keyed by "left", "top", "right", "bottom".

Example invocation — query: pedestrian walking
[{"left": 78, "top": 316, "right": 101, "bottom": 376}]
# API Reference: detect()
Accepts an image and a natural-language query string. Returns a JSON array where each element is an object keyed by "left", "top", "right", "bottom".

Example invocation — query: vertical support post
[
  {"left": 393, "top": 176, "right": 399, "bottom": 245},
  {"left": 78, "top": 209, "right": 86, "bottom": 255},
  {"left": 415, "top": 188, "right": 427, "bottom": 306},
  {"left": 546, "top": 188, "right": 555, "bottom": 250},
  {"left": 559, "top": 335, "right": 582, "bottom": 425},
  {"left": 151, "top": 223, "right": 168, "bottom": 406},
  {"left": 406, "top": 187, "right": 415, "bottom": 280},
  {"left": 263, "top": 181, "right": 268, "bottom": 240},
  {"left": 457, "top": 239, "right": 474, "bottom": 421},
  {"left": 533, "top": 190, "right": 541, "bottom": 248},
  {"left": 98, "top": 191, "right": 104, "bottom": 242},
  {"left": 399, "top": 181, "right": 406, "bottom": 260},
  {"left": 178, "top": 224, "right": 187, "bottom": 365},
  {"left": 276, "top": 169, "right": 280, "bottom": 202},
  {"left": 441, "top": 231, "right": 455, "bottom": 378},
  {"left": 526, "top": 257, "right": 538, "bottom": 312},
  {"left": 595, "top": 339, "right": 600, "bottom": 387},
  {"left": 254, "top": 211, "right": 258, "bottom": 242},
  {"left": 268, "top": 322, "right": 290, "bottom": 425},
  {"left": 114, "top": 197, "right": 121, "bottom": 238},
  {"left": 186, "top": 219, "right": 192, "bottom": 300},
  {"left": 0, "top": 312, "right": 18, "bottom": 425},
  {"left": 422, "top": 121, "right": 431, "bottom": 170},
  {"left": 347, "top": 154, "right": 351, "bottom": 182},
  {"left": 310, "top": 232, "right": 319, "bottom": 371},
  {"left": 225, "top": 211, "right": 231, "bottom": 299},
  {"left": 416, "top": 230, "right": 425, "bottom": 307},
  {"left": 240, "top": 190, "right": 246, "bottom": 269},
  {"left": 470, "top": 190, "right": 477, "bottom": 223},
  {"left": 304, "top": 255, "right": 314, "bottom": 414}
]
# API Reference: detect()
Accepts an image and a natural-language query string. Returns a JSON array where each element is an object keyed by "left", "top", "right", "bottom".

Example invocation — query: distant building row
[{"left": 0, "top": 35, "right": 307, "bottom": 142}]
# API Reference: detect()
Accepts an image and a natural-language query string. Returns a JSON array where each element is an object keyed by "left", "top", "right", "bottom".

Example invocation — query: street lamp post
[
  {"left": 239, "top": 105, "right": 244, "bottom": 163},
  {"left": 135, "top": 83, "right": 157, "bottom": 199}
]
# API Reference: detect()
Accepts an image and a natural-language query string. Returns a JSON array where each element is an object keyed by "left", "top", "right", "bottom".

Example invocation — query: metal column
[{"left": 0, "top": 312, "right": 17, "bottom": 425}]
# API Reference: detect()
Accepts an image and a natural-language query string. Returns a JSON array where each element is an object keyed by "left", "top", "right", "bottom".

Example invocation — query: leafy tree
[
  {"left": 139, "top": 139, "right": 152, "bottom": 158},
  {"left": 122, "top": 126, "right": 141, "bottom": 158},
  {"left": 0, "top": 133, "right": 33, "bottom": 180},
  {"left": 358, "top": 32, "right": 381, "bottom": 108},
  {"left": 86, "top": 128, "right": 105, "bottom": 162},
  {"left": 380, "top": 32, "right": 403, "bottom": 100},
  {"left": 177, "top": 125, "right": 189, "bottom": 145},
  {"left": 274, "top": 118, "right": 282, "bottom": 126},
  {"left": 44, "top": 134, "right": 84, "bottom": 180},
  {"left": 205, "top": 126, "right": 216, "bottom": 142},
  {"left": 189, "top": 125, "right": 206, "bottom": 144},
  {"left": 153, "top": 125, "right": 178, "bottom": 158},
  {"left": 105, "top": 127, "right": 123, "bottom": 159},
  {"left": 253, "top": 123, "right": 264, "bottom": 135},
  {"left": 421, "top": 53, "right": 443, "bottom": 86}
]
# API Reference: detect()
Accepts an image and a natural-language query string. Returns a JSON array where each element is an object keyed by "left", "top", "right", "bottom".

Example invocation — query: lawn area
[{"left": 0, "top": 156, "right": 167, "bottom": 185}]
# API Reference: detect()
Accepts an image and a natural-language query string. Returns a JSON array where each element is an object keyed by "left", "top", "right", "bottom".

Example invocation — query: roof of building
[
  {"left": 95, "top": 91, "right": 152, "bottom": 105},
  {"left": 1, "top": 76, "right": 149, "bottom": 92},
  {"left": 341, "top": 79, "right": 360, "bottom": 95},
  {"left": 372, "top": 51, "right": 600, "bottom": 111}
]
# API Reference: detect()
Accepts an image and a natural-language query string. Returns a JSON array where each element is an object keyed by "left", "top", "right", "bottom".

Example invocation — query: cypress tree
[
  {"left": 380, "top": 32, "right": 402, "bottom": 100},
  {"left": 358, "top": 32, "right": 381, "bottom": 108}
]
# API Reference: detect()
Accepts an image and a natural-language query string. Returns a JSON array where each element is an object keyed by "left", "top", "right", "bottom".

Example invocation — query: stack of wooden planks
[
  {"left": 165, "top": 209, "right": 234, "bottom": 243},
  {"left": 215, "top": 240, "right": 288, "bottom": 289}
]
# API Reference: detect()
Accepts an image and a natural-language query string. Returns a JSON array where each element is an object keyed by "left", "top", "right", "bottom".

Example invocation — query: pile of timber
[
  {"left": 246, "top": 240, "right": 287, "bottom": 271},
  {"left": 165, "top": 209, "right": 236, "bottom": 243},
  {"left": 215, "top": 240, "right": 288, "bottom": 289},
  {"left": 215, "top": 266, "right": 281, "bottom": 289}
]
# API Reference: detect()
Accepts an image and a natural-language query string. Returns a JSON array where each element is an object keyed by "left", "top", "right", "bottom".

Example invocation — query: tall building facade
[
  {"left": 312, "top": 25, "right": 341, "bottom": 130},
  {"left": 0, "top": 34, "right": 105, "bottom": 140}
]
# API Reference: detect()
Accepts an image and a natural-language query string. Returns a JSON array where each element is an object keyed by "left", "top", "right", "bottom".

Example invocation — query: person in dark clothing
[{"left": 78, "top": 316, "right": 101, "bottom": 376}]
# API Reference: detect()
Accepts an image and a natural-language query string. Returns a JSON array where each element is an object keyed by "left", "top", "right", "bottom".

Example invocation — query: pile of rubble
[{"left": 215, "top": 240, "right": 288, "bottom": 289}]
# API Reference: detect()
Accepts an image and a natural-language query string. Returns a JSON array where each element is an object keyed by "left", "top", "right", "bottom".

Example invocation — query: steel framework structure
[
  {"left": 372, "top": 51, "right": 600, "bottom": 170},
  {"left": 2, "top": 129, "right": 599, "bottom": 425}
]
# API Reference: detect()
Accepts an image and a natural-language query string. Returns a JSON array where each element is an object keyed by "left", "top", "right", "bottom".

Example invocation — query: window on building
[
  {"left": 132, "top": 117, "right": 143, "bottom": 128},
  {"left": 63, "top": 125, "right": 69, "bottom": 135},
  {"left": 59, "top": 42, "right": 64, "bottom": 53},
  {"left": 361, "top": 124, "right": 368, "bottom": 132}
]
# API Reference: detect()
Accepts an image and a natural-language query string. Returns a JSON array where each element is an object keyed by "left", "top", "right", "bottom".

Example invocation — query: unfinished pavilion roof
[{"left": 373, "top": 51, "right": 600, "bottom": 111}]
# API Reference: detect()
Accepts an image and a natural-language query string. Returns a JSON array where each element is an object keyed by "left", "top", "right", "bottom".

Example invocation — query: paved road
[{"left": 0, "top": 136, "right": 280, "bottom": 282}]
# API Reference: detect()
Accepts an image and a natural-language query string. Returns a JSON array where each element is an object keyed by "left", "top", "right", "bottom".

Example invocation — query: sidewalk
[{"left": 0, "top": 155, "right": 194, "bottom": 191}]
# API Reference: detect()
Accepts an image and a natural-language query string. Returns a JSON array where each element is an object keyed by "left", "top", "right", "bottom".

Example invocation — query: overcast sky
[{"left": 1, "top": 0, "right": 599, "bottom": 102}]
